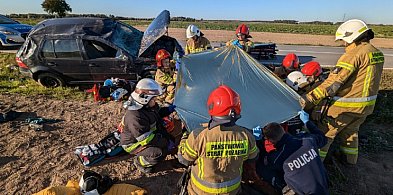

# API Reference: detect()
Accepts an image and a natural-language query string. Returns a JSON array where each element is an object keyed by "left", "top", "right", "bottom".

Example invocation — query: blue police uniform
[{"left": 257, "top": 121, "right": 328, "bottom": 194}]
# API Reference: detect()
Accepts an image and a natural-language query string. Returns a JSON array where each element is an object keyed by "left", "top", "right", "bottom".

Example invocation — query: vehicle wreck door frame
[
  {"left": 80, "top": 37, "right": 137, "bottom": 82},
  {"left": 39, "top": 36, "right": 90, "bottom": 81}
]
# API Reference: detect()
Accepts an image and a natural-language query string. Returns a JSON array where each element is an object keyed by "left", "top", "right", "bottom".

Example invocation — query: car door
[
  {"left": 41, "top": 38, "right": 93, "bottom": 81},
  {"left": 81, "top": 39, "right": 137, "bottom": 82}
]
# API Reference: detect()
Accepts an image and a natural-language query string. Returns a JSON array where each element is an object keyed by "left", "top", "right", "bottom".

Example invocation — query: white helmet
[
  {"left": 186, "top": 24, "right": 201, "bottom": 39},
  {"left": 335, "top": 19, "right": 369, "bottom": 44},
  {"left": 286, "top": 71, "right": 309, "bottom": 91},
  {"left": 129, "top": 78, "right": 163, "bottom": 110}
]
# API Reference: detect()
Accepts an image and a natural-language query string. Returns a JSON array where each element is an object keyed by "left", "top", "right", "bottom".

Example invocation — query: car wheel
[
  {"left": 37, "top": 73, "right": 65, "bottom": 88},
  {"left": 142, "top": 70, "right": 156, "bottom": 79}
]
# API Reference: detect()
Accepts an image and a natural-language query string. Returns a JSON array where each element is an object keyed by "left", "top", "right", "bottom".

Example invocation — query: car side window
[
  {"left": 42, "top": 40, "right": 55, "bottom": 58},
  {"left": 54, "top": 39, "right": 81, "bottom": 59},
  {"left": 82, "top": 40, "right": 118, "bottom": 59}
]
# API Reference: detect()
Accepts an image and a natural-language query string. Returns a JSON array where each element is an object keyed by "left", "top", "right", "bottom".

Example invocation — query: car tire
[
  {"left": 142, "top": 70, "right": 156, "bottom": 79},
  {"left": 37, "top": 73, "right": 66, "bottom": 88}
]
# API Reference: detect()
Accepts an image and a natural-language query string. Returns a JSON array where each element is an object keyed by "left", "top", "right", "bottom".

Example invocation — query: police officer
[
  {"left": 303, "top": 19, "right": 384, "bottom": 164},
  {"left": 177, "top": 85, "right": 260, "bottom": 195},
  {"left": 120, "top": 78, "right": 174, "bottom": 173},
  {"left": 185, "top": 24, "right": 212, "bottom": 55},
  {"left": 257, "top": 111, "right": 329, "bottom": 194}
]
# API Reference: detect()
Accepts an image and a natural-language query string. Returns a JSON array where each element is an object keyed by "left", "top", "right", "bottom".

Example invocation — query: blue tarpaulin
[{"left": 174, "top": 46, "right": 302, "bottom": 131}]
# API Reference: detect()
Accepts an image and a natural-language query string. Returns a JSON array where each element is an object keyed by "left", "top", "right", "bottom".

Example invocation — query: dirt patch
[
  {"left": 136, "top": 27, "right": 393, "bottom": 49},
  {"left": 1, "top": 93, "right": 392, "bottom": 194}
]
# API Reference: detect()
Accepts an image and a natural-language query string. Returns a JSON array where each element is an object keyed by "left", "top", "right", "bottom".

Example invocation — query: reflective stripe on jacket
[
  {"left": 179, "top": 125, "right": 258, "bottom": 194},
  {"left": 120, "top": 107, "right": 161, "bottom": 153},
  {"left": 306, "top": 42, "right": 384, "bottom": 116},
  {"left": 185, "top": 36, "right": 211, "bottom": 54}
]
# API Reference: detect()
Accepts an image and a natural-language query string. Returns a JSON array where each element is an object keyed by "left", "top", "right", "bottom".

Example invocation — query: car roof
[{"left": 29, "top": 17, "right": 116, "bottom": 37}]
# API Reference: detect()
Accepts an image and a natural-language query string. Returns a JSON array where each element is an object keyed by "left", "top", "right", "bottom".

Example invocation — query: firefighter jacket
[
  {"left": 120, "top": 105, "right": 169, "bottom": 153},
  {"left": 185, "top": 36, "right": 212, "bottom": 54},
  {"left": 305, "top": 42, "right": 384, "bottom": 117},
  {"left": 226, "top": 39, "right": 254, "bottom": 53},
  {"left": 262, "top": 121, "right": 328, "bottom": 192},
  {"left": 155, "top": 68, "right": 177, "bottom": 87},
  {"left": 178, "top": 125, "right": 259, "bottom": 195}
]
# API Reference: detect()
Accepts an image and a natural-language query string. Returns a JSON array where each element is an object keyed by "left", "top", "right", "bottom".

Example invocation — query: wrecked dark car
[{"left": 16, "top": 10, "right": 183, "bottom": 87}]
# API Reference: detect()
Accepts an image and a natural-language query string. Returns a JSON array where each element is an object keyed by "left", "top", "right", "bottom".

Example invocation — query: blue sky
[{"left": 1, "top": 0, "right": 392, "bottom": 24}]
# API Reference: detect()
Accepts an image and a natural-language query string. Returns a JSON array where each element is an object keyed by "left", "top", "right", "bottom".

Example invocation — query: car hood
[
  {"left": 138, "top": 10, "right": 170, "bottom": 57},
  {"left": 0, "top": 23, "right": 32, "bottom": 34}
]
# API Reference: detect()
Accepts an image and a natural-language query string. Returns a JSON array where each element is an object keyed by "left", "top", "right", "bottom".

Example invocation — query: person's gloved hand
[
  {"left": 252, "top": 126, "right": 263, "bottom": 140},
  {"left": 298, "top": 110, "right": 309, "bottom": 124},
  {"left": 175, "top": 61, "right": 181, "bottom": 70},
  {"left": 168, "top": 104, "right": 176, "bottom": 113}
]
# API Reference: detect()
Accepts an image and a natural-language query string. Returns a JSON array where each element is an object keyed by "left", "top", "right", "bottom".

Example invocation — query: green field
[{"left": 15, "top": 18, "right": 393, "bottom": 38}]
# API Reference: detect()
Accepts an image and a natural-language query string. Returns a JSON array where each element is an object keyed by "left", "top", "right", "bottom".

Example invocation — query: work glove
[
  {"left": 252, "top": 126, "right": 263, "bottom": 140},
  {"left": 298, "top": 110, "right": 309, "bottom": 124},
  {"left": 175, "top": 61, "right": 181, "bottom": 70}
]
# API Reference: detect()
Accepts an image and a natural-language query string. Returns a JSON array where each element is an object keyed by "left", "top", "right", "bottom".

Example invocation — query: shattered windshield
[{"left": 110, "top": 22, "right": 143, "bottom": 58}]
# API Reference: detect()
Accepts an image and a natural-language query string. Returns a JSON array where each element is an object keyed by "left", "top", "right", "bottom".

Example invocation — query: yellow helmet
[{"left": 335, "top": 19, "right": 369, "bottom": 44}]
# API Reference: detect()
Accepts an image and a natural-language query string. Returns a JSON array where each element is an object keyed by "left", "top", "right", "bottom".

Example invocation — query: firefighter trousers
[
  {"left": 319, "top": 112, "right": 367, "bottom": 165},
  {"left": 134, "top": 133, "right": 169, "bottom": 169}
]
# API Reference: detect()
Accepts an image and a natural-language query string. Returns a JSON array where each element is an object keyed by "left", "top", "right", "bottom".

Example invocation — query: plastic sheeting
[{"left": 174, "top": 46, "right": 302, "bottom": 131}]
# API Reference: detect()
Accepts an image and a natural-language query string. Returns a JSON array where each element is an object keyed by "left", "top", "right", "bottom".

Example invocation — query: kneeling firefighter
[{"left": 120, "top": 78, "right": 175, "bottom": 173}]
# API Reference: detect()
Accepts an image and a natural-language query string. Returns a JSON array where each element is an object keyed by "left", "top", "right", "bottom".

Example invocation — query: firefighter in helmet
[
  {"left": 185, "top": 24, "right": 212, "bottom": 55},
  {"left": 226, "top": 24, "right": 254, "bottom": 52},
  {"left": 272, "top": 53, "right": 301, "bottom": 79},
  {"left": 177, "top": 85, "right": 278, "bottom": 195},
  {"left": 120, "top": 78, "right": 175, "bottom": 173},
  {"left": 154, "top": 49, "right": 177, "bottom": 105},
  {"left": 303, "top": 19, "right": 384, "bottom": 165}
]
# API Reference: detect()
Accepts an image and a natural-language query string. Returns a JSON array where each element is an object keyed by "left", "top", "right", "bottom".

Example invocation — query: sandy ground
[
  {"left": 1, "top": 93, "right": 392, "bottom": 194},
  {"left": 138, "top": 27, "right": 393, "bottom": 49}
]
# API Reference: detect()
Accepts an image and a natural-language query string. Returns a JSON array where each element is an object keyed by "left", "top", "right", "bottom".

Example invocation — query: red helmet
[
  {"left": 236, "top": 24, "right": 252, "bottom": 38},
  {"left": 301, "top": 61, "right": 322, "bottom": 77},
  {"left": 282, "top": 53, "right": 300, "bottom": 70},
  {"left": 155, "top": 49, "right": 171, "bottom": 67},
  {"left": 207, "top": 85, "right": 241, "bottom": 117}
]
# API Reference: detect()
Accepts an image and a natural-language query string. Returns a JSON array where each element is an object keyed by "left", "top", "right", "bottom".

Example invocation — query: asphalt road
[
  {"left": 1, "top": 44, "right": 392, "bottom": 68},
  {"left": 259, "top": 44, "right": 393, "bottom": 69}
]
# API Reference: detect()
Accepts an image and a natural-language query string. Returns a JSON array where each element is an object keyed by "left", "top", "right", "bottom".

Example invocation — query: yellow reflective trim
[
  {"left": 332, "top": 99, "right": 376, "bottom": 108},
  {"left": 358, "top": 26, "right": 368, "bottom": 33},
  {"left": 190, "top": 173, "right": 241, "bottom": 194},
  {"left": 197, "top": 157, "right": 204, "bottom": 179},
  {"left": 185, "top": 140, "right": 197, "bottom": 158},
  {"left": 319, "top": 149, "right": 327, "bottom": 158},
  {"left": 313, "top": 87, "right": 325, "bottom": 99},
  {"left": 250, "top": 145, "right": 257, "bottom": 154},
  {"left": 337, "top": 62, "right": 355, "bottom": 73},
  {"left": 368, "top": 52, "right": 384, "bottom": 65},
  {"left": 362, "top": 66, "right": 373, "bottom": 97},
  {"left": 123, "top": 133, "right": 155, "bottom": 153},
  {"left": 205, "top": 140, "right": 248, "bottom": 158},
  {"left": 340, "top": 146, "right": 358, "bottom": 155}
]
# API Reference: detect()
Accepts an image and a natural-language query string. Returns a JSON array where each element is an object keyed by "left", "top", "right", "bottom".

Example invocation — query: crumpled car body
[
  {"left": 0, "top": 14, "right": 32, "bottom": 48},
  {"left": 16, "top": 10, "right": 183, "bottom": 87}
]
